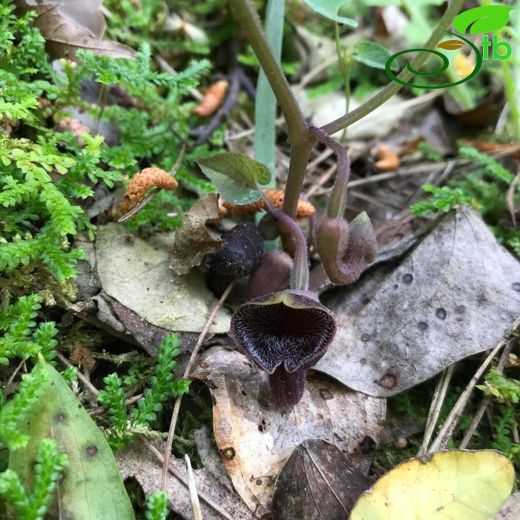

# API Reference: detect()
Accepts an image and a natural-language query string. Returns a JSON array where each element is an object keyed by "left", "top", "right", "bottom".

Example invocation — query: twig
[
  {"left": 117, "top": 192, "right": 158, "bottom": 223},
  {"left": 144, "top": 440, "right": 232, "bottom": 520},
  {"left": 308, "top": 147, "right": 334, "bottom": 171},
  {"left": 185, "top": 454, "right": 203, "bottom": 520},
  {"left": 506, "top": 170, "right": 520, "bottom": 227},
  {"left": 305, "top": 163, "right": 337, "bottom": 199},
  {"left": 237, "top": 68, "right": 256, "bottom": 99},
  {"left": 190, "top": 41, "right": 242, "bottom": 145},
  {"left": 417, "top": 365, "right": 454, "bottom": 457},
  {"left": 161, "top": 282, "right": 235, "bottom": 491},
  {"left": 428, "top": 317, "right": 520, "bottom": 454},
  {"left": 226, "top": 116, "right": 285, "bottom": 141},
  {"left": 57, "top": 352, "right": 99, "bottom": 397},
  {"left": 89, "top": 393, "right": 142, "bottom": 417},
  {"left": 5, "top": 359, "right": 26, "bottom": 388},
  {"left": 459, "top": 341, "right": 515, "bottom": 449}
]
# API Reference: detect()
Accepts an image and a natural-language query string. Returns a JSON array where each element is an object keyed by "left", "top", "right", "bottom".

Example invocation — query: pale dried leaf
[
  {"left": 316, "top": 207, "right": 520, "bottom": 396},
  {"left": 117, "top": 442, "right": 252, "bottom": 520},
  {"left": 95, "top": 223, "right": 230, "bottom": 333},
  {"left": 192, "top": 346, "right": 386, "bottom": 514}
]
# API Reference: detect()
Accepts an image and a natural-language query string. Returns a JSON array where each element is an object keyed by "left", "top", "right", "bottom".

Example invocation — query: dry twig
[
  {"left": 161, "top": 282, "right": 235, "bottom": 492},
  {"left": 428, "top": 317, "right": 520, "bottom": 454}
]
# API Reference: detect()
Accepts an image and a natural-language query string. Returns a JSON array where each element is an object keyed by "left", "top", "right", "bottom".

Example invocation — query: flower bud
[
  {"left": 316, "top": 212, "right": 377, "bottom": 285},
  {"left": 249, "top": 251, "right": 293, "bottom": 298}
]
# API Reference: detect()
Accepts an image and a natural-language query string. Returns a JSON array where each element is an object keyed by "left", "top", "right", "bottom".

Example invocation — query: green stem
[
  {"left": 322, "top": 0, "right": 466, "bottom": 135},
  {"left": 282, "top": 140, "right": 314, "bottom": 217},
  {"left": 229, "top": 0, "right": 308, "bottom": 146}
]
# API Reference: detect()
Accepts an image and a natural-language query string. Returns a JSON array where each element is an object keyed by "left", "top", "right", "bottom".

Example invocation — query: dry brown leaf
[
  {"left": 16, "top": 2, "right": 135, "bottom": 60},
  {"left": 194, "top": 79, "right": 229, "bottom": 117},
  {"left": 118, "top": 167, "right": 178, "bottom": 214},
  {"left": 170, "top": 194, "right": 223, "bottom": 275},
  {"left": 272, "top": 439, "right": 371, "bottom": 520},
  {"left": 374, "top": 144, "right": 400, "bottom": 171},
  {"left": 192, "top": 346, "right": 386, "bottom": 514},
  {"left": 219, "top": 189, "right": 316, "bottom": 218}
]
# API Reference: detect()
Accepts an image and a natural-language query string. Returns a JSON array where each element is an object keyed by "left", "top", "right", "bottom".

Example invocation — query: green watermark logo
[{"left": 385, "top": 5, "right": 513, "bottom": 89}]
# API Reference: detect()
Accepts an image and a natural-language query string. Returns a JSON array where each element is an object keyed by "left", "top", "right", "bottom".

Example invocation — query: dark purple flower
[{"left": 230, "top": 290, "right": 336, "bottom": 407}]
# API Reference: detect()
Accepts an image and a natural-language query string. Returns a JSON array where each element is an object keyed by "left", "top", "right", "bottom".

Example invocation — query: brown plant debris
[
  {"left": 374, "top": 143, "right": 400, "bottom": 171},
  {"left": 69, "top": 344, "right": 96, "bottom": 372},
  {"left": 118, "top": 167, "right": 178, "bottom": 214},
  {"left": 219, "top": 189, "right": 316, "bottom": 218},
  {"left": 194, "top": 79, "right": 229, "bottom": 117}
]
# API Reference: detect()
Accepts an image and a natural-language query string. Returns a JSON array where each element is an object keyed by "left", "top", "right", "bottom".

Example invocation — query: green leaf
[
  {"left": 198, "top": 153, "right": 271, "bottom": 205},
  {"left": 303, "top": 0, "right": 358, "bottom": 26},
  {"left": 353, "top": 41, "right": 391, "bottom": 70},
  {"left": 349, "top": 450, "right": 515, "bottom": 520},
  {"left": 9, "top": 360, "right": 134, "bottom": 520}
]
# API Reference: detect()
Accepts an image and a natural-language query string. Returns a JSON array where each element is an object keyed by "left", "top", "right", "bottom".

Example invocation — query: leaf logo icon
[{"left": 437, "top": 40, "right": 466, "bottom": 50}]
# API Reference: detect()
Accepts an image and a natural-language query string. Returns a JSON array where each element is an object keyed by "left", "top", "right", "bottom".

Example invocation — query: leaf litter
[{"left": 316, "top": 206, "right": 520, "bottom": 396}]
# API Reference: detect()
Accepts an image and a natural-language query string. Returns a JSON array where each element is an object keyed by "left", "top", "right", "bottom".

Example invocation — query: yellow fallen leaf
[{"left": 349, "top": 450, "right": 515, "bottom": 520}]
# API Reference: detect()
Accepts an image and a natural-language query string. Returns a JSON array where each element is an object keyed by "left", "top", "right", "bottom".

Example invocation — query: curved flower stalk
[
  {"left": 230, "top": 290, "right": 336, "bottom": 407},
  {"left": 316, "top": 212, "right": 377, "bottom": 286}
]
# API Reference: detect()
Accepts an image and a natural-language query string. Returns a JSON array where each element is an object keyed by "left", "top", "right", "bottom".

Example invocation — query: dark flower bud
[
  {"left": 316, "top": 212, "right": 377, "bottom": 286},
  {"left": 207, "top": 222, "right": 264, "bottom": 278},
  {"left": 249, "top": 251, "right": 293, "bottom": 298},
  {"left": 230, "top": 290, "right": 336, "bottom": 407}
]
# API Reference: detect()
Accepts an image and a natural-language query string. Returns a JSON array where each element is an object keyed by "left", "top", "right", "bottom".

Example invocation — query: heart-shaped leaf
[
  {"left": 437, "top": 39, "right": 466, "bottom": 50},
  {"left": 303, "top": 0, "right": 358, "bottom": 27},
  {"left": 198, "top": 153, "right": 271, "bottom": 205},
  {"left": 350, "top": 450, "right": 515, "bottom": 520}
]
